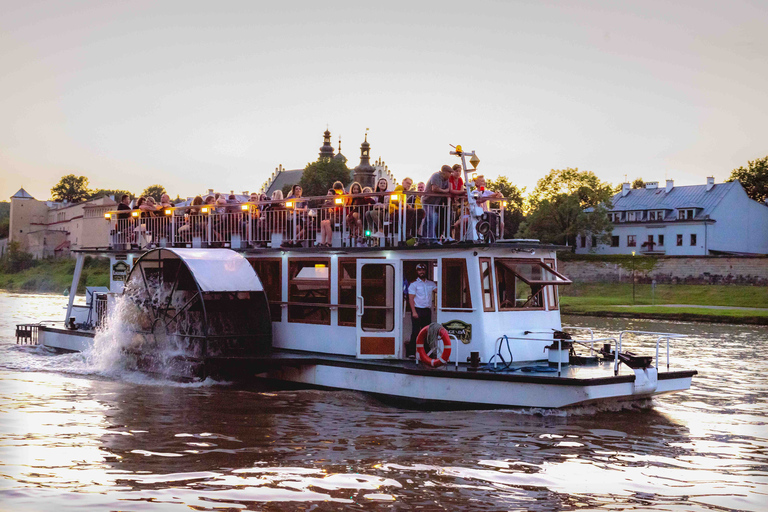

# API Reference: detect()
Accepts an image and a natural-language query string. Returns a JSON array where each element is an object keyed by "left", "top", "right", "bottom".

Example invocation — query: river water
[{"left": 0, "top": 291, "right": 766, "bottom": 511}]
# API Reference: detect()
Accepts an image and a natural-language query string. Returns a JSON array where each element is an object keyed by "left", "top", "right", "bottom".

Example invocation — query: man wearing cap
[{"left": 407, "top": 263, "right": 437, "bottom": 358}]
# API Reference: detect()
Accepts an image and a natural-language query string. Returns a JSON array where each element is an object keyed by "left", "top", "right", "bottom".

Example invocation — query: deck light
[
  {"left": 470, "top": 154, "right": 480, "bottom": 169},
  {"left": 388, "top": 195, "right": 396, "bottom": 202},
  {"left": 455, "top": 145, "right": 462, "bottom": 153},
  {"left": 241, "top": 204, "right": 249, "bottom": 210},
  {"left": 131, "top": 211, "right": 139, "bottom": 217},
  {"left": 104, "top": 213, "right": 111, "bottom": 219},
  {"left": 164, "top": 209, "right": 172, "bottom": 215},
  {"left": 334, "top": 197, "right": 343, "bottom": 205},
  {"left": 315, "top": 263, "right": 326, "bottom": 268},
  {"left": 364, "top": 229, "right": 371, "bottom": 237},
  {"left": 201, "top": 207, "right": 209, "bottom": 213},
  {"left": 286, "top": 201, "right": 294, "bottom": 208}
]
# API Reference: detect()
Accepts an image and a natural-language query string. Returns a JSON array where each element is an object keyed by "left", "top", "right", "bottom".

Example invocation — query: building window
[
  {"left": 690, "top": 234, "right": 697, "bottom": 246},
  {"left": 580, "top": 236, "right": 586, "bottom": 248},
  {"left": 658, "top": 234, "right": 664, "bottom": 246},
  {"left": 611, "top": 236, "right": 619, "bottom": 247},
  {"left": 628, "top": 212, "right": 636, "bottom": 222},
  {"left": 677, "top": 234, "right": 683, "bottom": 246},
  {"left": 656, "top": 211, "right": 665, "bottom": 220},
  {"left": 288, "top": 258, "right": 330, "bottom": 325},
  {"left": 648, "top": 211, "right": 656, "bottom": 221},
  {"left": 250, "top": 258, "right": 282, "bottom": 322},
  {"left": 627, "top": 235, "right": 636, "bottom": 247},
  {"left": 479, "top": 258, "right": 495, "bottom": 312},
  {"left": 591, "top": 235, "right": 597, "bottom": 247},
  {"left": 442, "top": 259, "right": 472, "bottom": 309}
]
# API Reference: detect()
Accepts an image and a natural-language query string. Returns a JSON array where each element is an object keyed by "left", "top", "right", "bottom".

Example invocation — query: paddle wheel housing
[{"left": 122, "top": 248, "right": 272, "bottom": 377}]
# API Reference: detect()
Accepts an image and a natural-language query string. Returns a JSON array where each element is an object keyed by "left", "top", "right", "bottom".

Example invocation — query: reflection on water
[{"left": 1, "top": 292, "right": 767, "bottom": 511}]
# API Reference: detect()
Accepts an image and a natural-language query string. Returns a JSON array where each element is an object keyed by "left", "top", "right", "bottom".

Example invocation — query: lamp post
[{"left": 631, "top": 251, "right": 636, "bottom": 304}]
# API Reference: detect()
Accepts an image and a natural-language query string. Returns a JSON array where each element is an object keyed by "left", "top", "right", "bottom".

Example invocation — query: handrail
[
  {"left": 101, "top": 193, "right": 512, "bottom": 250},
  {"left": 616, "top": 330, "right": 687, "bottom": 375}
]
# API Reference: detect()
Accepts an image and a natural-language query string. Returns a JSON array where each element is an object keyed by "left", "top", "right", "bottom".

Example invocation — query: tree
[
  {"left": 51, "top": 174, "right": 91, "bottom": 203},
  {"left": 485, "top": 176, "right": 526, "bottom": 238},
  {"left": 299, "top": 158, "right": 351, "bottom": 197},
  {"left": 632, "top": 178, "right": 645, "bottom": 189},
  {"left": 517, "top": 167, "right": 614, "bottom": 247},
  {"left": 141, "top": 184, "right": 167, "bottom": 202},
  {"left": 727, "top": 156, "right": 767, "bottom": 203},
  {"left": 90, "top": 189, "right": 133, "bottom": 201}
]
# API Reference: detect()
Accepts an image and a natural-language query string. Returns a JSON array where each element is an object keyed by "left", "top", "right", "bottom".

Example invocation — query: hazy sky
[{"left": 1, "top": 0, "right": 766, "bottom": 201}]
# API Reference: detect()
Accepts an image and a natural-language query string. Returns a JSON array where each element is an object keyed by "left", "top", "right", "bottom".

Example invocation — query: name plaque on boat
[
  {"left": 112, "top": 261, "right": 131, "bottom": 281},
  {"left": 442, "top": 319, "right": 472, "bottom": 344}
]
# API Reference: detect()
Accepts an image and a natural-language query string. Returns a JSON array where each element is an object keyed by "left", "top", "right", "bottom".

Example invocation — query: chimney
[
  {"left": 706, "top": 176, "right": 715, "bottom": 191},
  {"left": 621, "top": 183, "right": 631, "bottom": 197},
  {"left": 208, "top": 188, "right": 214, "bottom": 196},
  {"left": 665, "top": 179, "right": 674, "bottom": 193},
  {"left": 645, "top": 181, "right": 658, "bottom": 189},
  {"left": 242, "top": 190, "right": 249, "bottom": 196}
]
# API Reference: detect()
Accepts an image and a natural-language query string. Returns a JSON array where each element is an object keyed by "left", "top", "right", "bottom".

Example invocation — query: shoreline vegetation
[
  {"left": 0, "top": 257, "right": 108, "bottom": 294},
  {"left": 560, "top": 283, "right": 768, "bottom": 325}
]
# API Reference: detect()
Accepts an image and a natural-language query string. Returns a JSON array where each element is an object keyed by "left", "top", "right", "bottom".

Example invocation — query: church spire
[{"left": 319, "top": 127, "right": 335, "bottom": 161}]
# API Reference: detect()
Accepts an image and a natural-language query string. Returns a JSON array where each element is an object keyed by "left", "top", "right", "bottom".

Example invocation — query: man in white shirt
[
  {"left": 407, "top": 262, "right": 437, "bottom": 357},
  {"left": 474, "top": 175, "right": 503, "bottom": 237}
]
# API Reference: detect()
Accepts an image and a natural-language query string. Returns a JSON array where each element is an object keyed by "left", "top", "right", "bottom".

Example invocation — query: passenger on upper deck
[
  {"left": 284, "top": 185, "right": 307, "bottom": 247},
  {"left": 390, "top": 177, "right": 422, "bottom": 240},
  {"left": 347, "top": 182, "right": 371, "bottom": 243},
  {"left": 318, "top": 181, "right": 346, "bottom": 247},
  {"left": 421, "top": 165, "right": 452, "bottom": 243},
  {"left": 159, "top": 194, "right": 173, "bottom": 209},
  {"left": 474, "top": 175, "right": 503, "bottom": 236},
  {"left": 365, "top": 177, "right": 390, "bottom": 238},
  {"left": 117, "top": 194, "right": 132, "bottom": 219}
]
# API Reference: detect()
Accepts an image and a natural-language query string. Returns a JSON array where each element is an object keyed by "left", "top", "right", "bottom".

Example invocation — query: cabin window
[
  {"left": 544, "top": 258, "right": 560, "bottom": 310},
  {"left": 495, "top": 258, "right": 571, "bottom": 311},
  {"left": 288, "top": 258, "right": 331, "bottom": 325},
  {"left": 251, "top": 258, "right": 282, "bottom": 322},
  {"left": 479, "top": 258, "right": 495, "bottom": 312},
  {"left": 338, "top": 258, "right": 357, "bottom": 326},
  {"left": 441, "top": 258, "right": 472, "bottom": 310}
]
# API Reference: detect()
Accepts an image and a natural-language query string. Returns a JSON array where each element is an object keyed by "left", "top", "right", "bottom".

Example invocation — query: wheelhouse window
[
  {"left": 544, "top": 258, "right": 560, "bottom": 310},
  {"left": 495, "top": 259, "right": 571, "bottom": 311},
  {"left": 442, "top": 258, "right": 472, "bottom": 310},
  {"left": 288, "top": 258, "right": 330, "bottom": 325},
  {"left": 250, "top": 258, "right": 282, "bottom": 322},
  {"left": 479, "top": 258, "right": 494, "bottom": 312}
]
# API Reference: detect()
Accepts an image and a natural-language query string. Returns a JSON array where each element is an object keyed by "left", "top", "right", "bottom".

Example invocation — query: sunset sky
[{"left": 1, "top": 0, "right": 766, "bottom": 201}]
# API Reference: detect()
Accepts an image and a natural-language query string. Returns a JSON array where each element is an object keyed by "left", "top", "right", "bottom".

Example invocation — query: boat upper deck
[{"left": 100, "top": 192, "right": 523, "bottom": 251}]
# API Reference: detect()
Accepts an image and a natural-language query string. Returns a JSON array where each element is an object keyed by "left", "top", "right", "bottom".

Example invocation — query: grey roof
[
  {"left": 12, "top": 187, "right": 34, "bottom": 199},
  {"left": 607, "top": 181, "right": 740, "bottom": 218},
  {"left": 265, "top": 169, "right": 304, "bottom": 196}
]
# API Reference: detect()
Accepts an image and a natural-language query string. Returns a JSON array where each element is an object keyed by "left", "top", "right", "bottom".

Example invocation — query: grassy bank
[
  {"left": 0, "top": 257, "right": 109, "bottom": 293},
  {"left": 560, "top": 283, "right": 768, "bottom": 324}
]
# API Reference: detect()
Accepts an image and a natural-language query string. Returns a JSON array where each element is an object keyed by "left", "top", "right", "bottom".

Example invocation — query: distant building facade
[
  {"left": 262, "top": 129, "right": 397, "bottom": 196},
  {"left": 577, "top": 178, "right": 768, "bottom": 256},
  {"left": 9, "top": 188, "right": 115, "bottom": 258}
]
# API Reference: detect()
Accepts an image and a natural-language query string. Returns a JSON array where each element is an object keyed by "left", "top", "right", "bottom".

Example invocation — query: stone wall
[{"left": 559, "top": 256, "right": 768, "bottom": 285}]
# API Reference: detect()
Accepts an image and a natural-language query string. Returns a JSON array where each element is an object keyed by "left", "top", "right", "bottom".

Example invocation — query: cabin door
[{"left": 356, "top": 260, "right": 402, "bottom": 359}]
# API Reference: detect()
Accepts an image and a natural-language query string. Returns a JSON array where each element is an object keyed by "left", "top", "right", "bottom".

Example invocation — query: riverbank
[
  {"left": 0, "top": 257, "right": 108, "bottom": 293},
  {"left": 560, "top": 283, "right": 768, "bottom": 325}
]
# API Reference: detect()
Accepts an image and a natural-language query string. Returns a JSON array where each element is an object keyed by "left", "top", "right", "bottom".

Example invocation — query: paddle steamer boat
[{"left": 15, "top": 148, "right": 696, "bottom": 409}]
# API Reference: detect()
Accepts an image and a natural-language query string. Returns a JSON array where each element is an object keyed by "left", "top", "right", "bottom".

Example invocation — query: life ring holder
[{"left": 416, "top": 325, "right": 452, "bottom": 367}]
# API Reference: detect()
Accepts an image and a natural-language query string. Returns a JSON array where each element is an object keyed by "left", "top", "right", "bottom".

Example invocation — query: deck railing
[{"left": 103, "top": 192, "right": 510, "bottom": 249}]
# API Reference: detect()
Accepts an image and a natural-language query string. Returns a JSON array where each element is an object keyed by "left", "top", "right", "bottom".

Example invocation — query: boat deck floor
[{"left": 204, "top": 349, "right": 691, "bottom": 384}]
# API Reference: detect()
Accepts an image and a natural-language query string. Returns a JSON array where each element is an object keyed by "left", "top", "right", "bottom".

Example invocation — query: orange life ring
[{"left": 416, "top": 325, "right": 452, "bottom": 367}]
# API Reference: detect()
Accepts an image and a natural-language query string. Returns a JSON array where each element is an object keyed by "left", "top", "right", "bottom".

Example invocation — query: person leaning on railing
[
  {"left": 365, "top": 177, "right": 390, "bottom": 238},
  {"left": 421, "top": 165, "right": 452, "bottom": 243},
  {"left": 284, "top": 185, "right": 308, "bottom": 247},
  {"left": 318, "top": 181, "right": 346, "bottom": 247},
  {"left": 474, "top": 175, "right": 503, "bottom": 236},
  {"left": 177, "top": 196, "right": 204, "bottom": 243},
  {"left": 390, "top": 177, "right": 423, "bottom": 241},
  {"left": 347, "top": 181, "right": 372, "bottom": 243}
]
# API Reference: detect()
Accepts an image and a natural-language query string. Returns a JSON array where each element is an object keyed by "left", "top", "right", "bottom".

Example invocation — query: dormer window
[
  {"left": 678, "top": 209, "right": 695, "bottom": 220},
  {"left": 648, "top": 210, "right": 664, "bottom": 221}
]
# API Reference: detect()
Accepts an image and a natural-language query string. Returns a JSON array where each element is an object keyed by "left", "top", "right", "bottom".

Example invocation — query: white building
[{"left": 578, "top": 178, "right": 768, "bottom": 256}]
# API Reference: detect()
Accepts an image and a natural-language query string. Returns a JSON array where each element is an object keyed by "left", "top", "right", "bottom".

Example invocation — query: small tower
[
  {"left": 353, "top": 131, "right": 375, "bottom": 188},
  {"left": 333, "top": 136, "right": 347, "bottom": 164},
  {"left": 318, "top": 128, "right": 335, "bottom": 161}
]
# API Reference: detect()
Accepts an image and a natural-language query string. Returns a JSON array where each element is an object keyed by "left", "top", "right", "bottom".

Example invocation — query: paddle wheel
[{"left": 122, "top": 248, "right": 272, "bottom": 379}]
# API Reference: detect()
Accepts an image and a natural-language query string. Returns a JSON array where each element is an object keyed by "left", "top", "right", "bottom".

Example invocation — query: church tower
[
  {"left": 318, "top": 128, "right": 335, "bottom": 161},
  {"left": 353, "top": 132, "right": 375, "bottom": 188}
]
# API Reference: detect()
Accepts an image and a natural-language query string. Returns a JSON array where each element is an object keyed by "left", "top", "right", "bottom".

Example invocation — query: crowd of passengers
[{"left": 114, "top": 164, "right": 503, "bottom": 248}]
